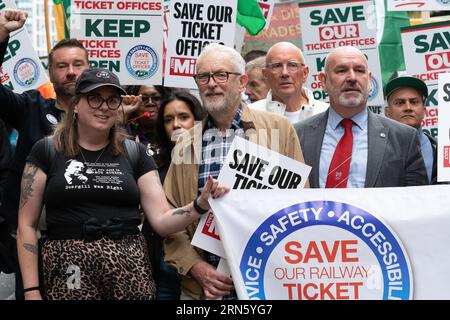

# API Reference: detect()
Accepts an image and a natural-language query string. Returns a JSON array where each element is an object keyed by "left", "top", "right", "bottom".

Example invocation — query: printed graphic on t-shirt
[
  {"left": 64, "top": 159, "right": 88, "bottom": 185},
  {"left": 64, "top": 158, "right": 125, "bottom": 191}
]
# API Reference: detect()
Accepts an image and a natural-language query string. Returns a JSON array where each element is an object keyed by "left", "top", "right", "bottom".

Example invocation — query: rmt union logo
[{"left": 96, "top": 71, "right": 110, "bottom": 79}]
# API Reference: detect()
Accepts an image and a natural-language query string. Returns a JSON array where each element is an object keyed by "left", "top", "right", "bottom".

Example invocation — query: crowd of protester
[{"left": 0, "top": 8, "right": 436, "bottom": 300}]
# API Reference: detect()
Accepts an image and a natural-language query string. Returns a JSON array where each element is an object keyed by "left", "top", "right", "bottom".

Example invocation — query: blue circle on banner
[
  {"left": 368, "top": 77, "right": 378, "bottom": 101},
  {"left": 13, "top": 58, "right": 39, "bottom": 87},
  {"left": 125, "top": 45, "right": 158, "bottom": 80},
  {"left": 436, "top": 0, "right": 450, "bottom": 6},
  {"left": 239, "top": 201, "right": 412, "bottom": 300}
]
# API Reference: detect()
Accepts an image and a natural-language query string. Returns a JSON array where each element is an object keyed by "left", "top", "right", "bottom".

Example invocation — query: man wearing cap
[
  {"left": 295, "top": 46, "right": 428, "bottom": 188},
  {"left": 384, "top": 76, "right": 436, "bottom": 184},
  {"left": 0, "top": 9, "right": 90, "bottom": 299}
]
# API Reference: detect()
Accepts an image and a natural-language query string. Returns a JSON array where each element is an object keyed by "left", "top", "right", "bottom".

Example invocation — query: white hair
[
  {"left": 197, "top": 43, "right": 245, "bottom": 74},
  {"left": 246, "top": 56, "right": 266, "bottom": 73}
]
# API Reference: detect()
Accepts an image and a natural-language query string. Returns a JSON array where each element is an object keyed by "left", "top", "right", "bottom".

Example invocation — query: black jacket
[{"left": 0, "top": 40, "right": 63, "bottom": 230}]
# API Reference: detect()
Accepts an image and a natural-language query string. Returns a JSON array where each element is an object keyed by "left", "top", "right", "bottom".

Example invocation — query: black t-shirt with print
[{"left": 26, "top": 139, "right": 157, "bottom": 225}]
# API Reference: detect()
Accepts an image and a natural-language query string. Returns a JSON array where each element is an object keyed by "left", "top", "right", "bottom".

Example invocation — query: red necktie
[{"left": 326, "top": 118, "right": 353, "bottom": 188}]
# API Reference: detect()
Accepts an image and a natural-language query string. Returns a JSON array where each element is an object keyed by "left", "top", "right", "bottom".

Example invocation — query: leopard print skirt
[{"left": 41, "top": 234, "right": 156, "bottom": 300}]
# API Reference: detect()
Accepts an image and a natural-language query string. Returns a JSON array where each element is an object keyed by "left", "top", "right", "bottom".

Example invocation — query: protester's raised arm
[{"left": 0, "top": 9, "right": 27, "bottom": 42}]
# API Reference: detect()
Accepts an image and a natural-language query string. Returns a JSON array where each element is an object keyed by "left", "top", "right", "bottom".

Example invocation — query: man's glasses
[
  {"left": 266, "top": 61, "right": 305, "bottom": 74},
  {"left": 193, "top": 71, "right": 241, "bottom": 85},
  {"left": 86, "top": 94, "right": 122, "bottom": 110},
  {"left": 141, "top": 95, "right": 162, "bottom": 105}
]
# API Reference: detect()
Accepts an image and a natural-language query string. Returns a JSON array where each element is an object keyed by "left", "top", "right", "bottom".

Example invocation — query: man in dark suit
[
  {"left": 295, "top": 46, "right": 428, "bottom": 188},
  {"left": 384, "top": 76, "right": 436, "bottom": 184}
]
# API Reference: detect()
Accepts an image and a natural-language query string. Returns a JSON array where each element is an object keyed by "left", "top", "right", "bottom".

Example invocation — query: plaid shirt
[
  {"left": 198, "top": 104, "right": 245, "bottom": 300},
  {"left": 198, "top": 105, "right": 245, "bottom": 191}
]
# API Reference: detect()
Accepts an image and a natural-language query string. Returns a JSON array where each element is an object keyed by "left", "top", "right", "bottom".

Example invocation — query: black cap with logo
[{"left": 75, "top": 68, "right": 127, "bottom": 96}]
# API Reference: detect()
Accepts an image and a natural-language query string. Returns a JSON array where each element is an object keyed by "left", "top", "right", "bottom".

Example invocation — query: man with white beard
[
  {"left": 295, "top": 46, "right": 428, "bottom": 188},
  {"left": 163, "top": 43, "right": 307, "bottom": 300}
]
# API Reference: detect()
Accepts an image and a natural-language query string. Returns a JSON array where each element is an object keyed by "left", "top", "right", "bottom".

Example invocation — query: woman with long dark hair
[
  {"left": 142, "top": 92, "right": 206, "bottom": 300},
  {"left": 156, "top": 92, "right": 206, "bottom": 182}
]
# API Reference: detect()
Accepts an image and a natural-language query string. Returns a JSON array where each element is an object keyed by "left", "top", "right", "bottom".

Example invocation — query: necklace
[{"left": 80, "top": 147, "right": 106, "bottom": 174}]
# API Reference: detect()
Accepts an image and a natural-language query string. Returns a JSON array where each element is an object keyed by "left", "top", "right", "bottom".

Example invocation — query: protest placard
[
  {"left": 191, "top": 136, "right": 311, "bottom": 258},
  {"left": 70, "top": 0, "right": 163, "bottom": 85},
  {"left": 299, "top": 0, "right": 384, "bottom": 105},
  {"left": 388, "top": 0, "right": 450, "bottom": 11},
  {"left": 0, "top": 0, "right": 49, "bottom": 93},
  {"left": 438, "top": 73, "right": 450, "bottom": 182},
  {"left": 211, "top": 185, "right": 450, "bottom": 299},
  {"left": 164, "top": 0, "right": 237, "bottom": 88},
  {"left": 401, "top": 21, "right": 450, "bottom": 138}
]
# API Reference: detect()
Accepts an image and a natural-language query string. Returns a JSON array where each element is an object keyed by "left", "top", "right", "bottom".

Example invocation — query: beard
[
  {"left": 336, "top": 90, "right": 367, "bottom": 108},
  {"left": 53, "top": 81, "right": 76, "bottom": 99},
  {"left": 328, "top": 80, "right": 370, "bottom": 109},
  {"left": 201, "top": 89, "right": 241, "bottom": 115}
]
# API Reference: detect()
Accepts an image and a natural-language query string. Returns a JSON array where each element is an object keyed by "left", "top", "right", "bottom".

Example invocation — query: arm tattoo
[
  {"left": 172, "top": 209, "right": 191, "bottom": 217},
  {"left": 19, "top": 163, "right": 39, "bottom": 209},
  {"left": 23, "top": 243, "right": 38, "bottom": 255}
]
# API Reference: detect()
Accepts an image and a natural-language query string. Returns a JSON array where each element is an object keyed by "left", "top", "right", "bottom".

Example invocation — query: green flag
[
  {"left": 53, "top": 0, "right": 71, "bottom": 39},
  {"left": 237, "top": 0, "right": 266, "bottom": 36},
  {"left": 375, "top": 0, "right": 410, "bottom": 86}
]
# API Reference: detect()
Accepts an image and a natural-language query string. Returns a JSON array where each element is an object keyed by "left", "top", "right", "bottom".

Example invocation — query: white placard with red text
[
  {"left": 191, "top": 136, "right": 311, "bottom": 258},
  {"left": 210, "top": 185, "right": 450, "bottom": 300},
  {"left": 438, "top": 73, "right": 450, "bottom": 182},
  {"left": 0, "top": 0, "right": 48, "bottom": 93},
  {"left": 401, "top": 21, "right": 450, "bottom": 138},
  {"left": 388, "top": 0, "right": 450, "bottom": 11},
  {"left": 164, "top": 0, "right": 237, "bottom": 89},
  {"left": 70, "top": 0, "right": 163, "bottom": 85},
  {"left": 299, "top": 0, "right": 384, "bottom": 105}
]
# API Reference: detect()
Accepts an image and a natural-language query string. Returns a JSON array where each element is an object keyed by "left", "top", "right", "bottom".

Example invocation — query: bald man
[
  {"left": 295, "top": 46, "right": 428, "bottom": 188},
  {"left": 249, "top": 42, "right": 328, "bottom": 124}
]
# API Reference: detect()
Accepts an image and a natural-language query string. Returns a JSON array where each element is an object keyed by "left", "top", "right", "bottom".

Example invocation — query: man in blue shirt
[
  {"left": 295, "top": 46, "right": 428, "bottom": 188},
  {"left": 384, "top": 76, "right": 436, "bottom": 184}
]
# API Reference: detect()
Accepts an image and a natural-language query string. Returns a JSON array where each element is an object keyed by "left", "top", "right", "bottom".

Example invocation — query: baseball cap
[
  {"left": 75, "top": 68, "right": 127, "bottom": 96},
  {"left": 384, "top": 75, "right": 428, "bottom": 99}
]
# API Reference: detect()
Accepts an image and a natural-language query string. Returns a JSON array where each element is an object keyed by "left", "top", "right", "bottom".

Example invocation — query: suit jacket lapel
[
  {"left": 365, "top": 112, "right": 389, "bottom": 187},
  {"left": 307, "top": 110, "right": 328, "bottom": 187}
]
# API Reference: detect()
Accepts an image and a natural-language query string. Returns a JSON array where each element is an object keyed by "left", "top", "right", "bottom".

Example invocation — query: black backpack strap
[
  {"left": 124, "top": 139, "right": 139, "bottom": 179},
  {"left": 44, "top": 136, "right": 56, "bottom": 166}
]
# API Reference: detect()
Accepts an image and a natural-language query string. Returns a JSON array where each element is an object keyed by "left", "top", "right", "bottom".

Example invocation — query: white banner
[
  {"left": 210, "top": 185, "right": 450, "bottom": 300},
  {"left": 0, "top": 0, "right": 49, "bottom": 93},
  {"left": 401, "top": 21, "right": 450, "bottom": 138},
  {"left": 388, "top": 0, "right": 450, "bottom": 11},
  {"left": 70, "top": 0, "right": 163, "bottom": 85},
  {"left": 192, "top": 136, "right": 311, "bottom": 258},
  {"left": 438, "top": 73, "right": 450, "bottom": 182},
  {"left": 299, "top": 0, "right": 384, "bottom": 105},
  {"left": 164, "top": 0, "right": 237, "bottom": 89}
]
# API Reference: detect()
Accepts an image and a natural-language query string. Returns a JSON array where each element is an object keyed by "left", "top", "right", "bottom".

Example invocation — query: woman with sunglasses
[
  {"left": 124, "top": 85, "right": 173, "bottom": 158},
  {"left": 16, "top": 68, "right": 227, "bottom": 300}
]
